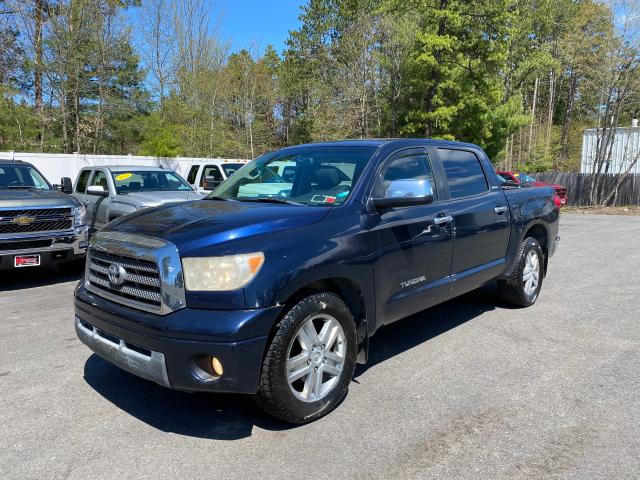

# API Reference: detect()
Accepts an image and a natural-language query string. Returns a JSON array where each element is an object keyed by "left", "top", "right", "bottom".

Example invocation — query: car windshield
[
  {"left": 111, "top": 170, "right": 193, "bottom": 194},
  {"left": 209, "top": 146, "right": 376, "bottom": 206},
  {"left": 0, "top": 164, "right": 51, "bottom": 190},
  {"left": 515, "top": 173, "right": 536, "bottom": 183},
  {"left": 221, "top": 163, "right": 245, "bottom": 177}
]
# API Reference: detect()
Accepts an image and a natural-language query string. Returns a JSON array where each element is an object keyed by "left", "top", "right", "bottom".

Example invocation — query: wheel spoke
[
  {"left": 319, "top": 319, "right": 340, "bottom": 350},
  {"left": 297, "top": 322, "right": 317, "bottom": 350},
  {"left": 288, "top": 364, "right": 310, "bottom": 383},
  {"left": 311, "top": 366, "right": 323, "bottom": 398},
  {"left": 324, "top": 350, "right": 344, "bottom": 364},
  {"left": 323, "top": 362, "right": 341, "bottom": 377},
  {"left": 287, "top": 352, "right": 309, "bottom": 372}
]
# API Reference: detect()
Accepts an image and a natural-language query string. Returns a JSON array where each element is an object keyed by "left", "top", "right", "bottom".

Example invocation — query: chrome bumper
[
  {"left": 75, "top": 316, "right": 170, "bottom": 387},
  {"left": 0, "top": 227, "right": 90, "bottom": 256}
]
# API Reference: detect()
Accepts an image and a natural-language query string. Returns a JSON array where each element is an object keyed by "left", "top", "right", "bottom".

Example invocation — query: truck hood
[
  {"left": 115, "top": 190, "right": 203, "bottom": 207},
  {"left": 0, "top": 188, "right": 80, "bottom": 209},
  {"left": 104, "top": 200, "right": 330, "bottom": 252}
]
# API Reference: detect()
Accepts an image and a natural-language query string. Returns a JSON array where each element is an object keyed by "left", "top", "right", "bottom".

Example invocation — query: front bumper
[
  {"left": 0, "top": 227, "right": 89, "bottom": 269},
  {"left": 74, "top": 283, "right": 283, "bottom": 394}
]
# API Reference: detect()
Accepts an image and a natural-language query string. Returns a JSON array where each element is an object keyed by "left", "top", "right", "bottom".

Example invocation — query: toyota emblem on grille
[{"left": 107, "top": 264, "right": 127, "bottom": 286}]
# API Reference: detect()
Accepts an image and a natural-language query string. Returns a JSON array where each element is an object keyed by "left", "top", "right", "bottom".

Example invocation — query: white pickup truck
[{"left": 185, "top": 160, "right": 250, "bottom": 193}]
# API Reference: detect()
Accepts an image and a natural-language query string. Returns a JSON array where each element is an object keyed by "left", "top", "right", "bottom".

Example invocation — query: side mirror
[
  {"left": 87, "top": 185, "right": 108, "bottom": 197},
  {"left": 61, "top": 177, "right": 73, "bottom": 194},
  {"left": 372, "top": 179, "right": 434, "bottom": 209}
]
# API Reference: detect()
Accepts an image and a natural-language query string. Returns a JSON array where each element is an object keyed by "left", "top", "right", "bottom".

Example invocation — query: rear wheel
[
  {"left": 254, "top": 292, "right": 357, "bottom": 423},
  {"left": 498, "top": 237, "right": 544, "bottom": 307}
]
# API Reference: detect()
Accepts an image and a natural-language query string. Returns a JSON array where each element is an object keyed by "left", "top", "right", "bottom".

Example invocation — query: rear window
[{"left": 438, "top": 149, "right": 488, "bottom": 199}]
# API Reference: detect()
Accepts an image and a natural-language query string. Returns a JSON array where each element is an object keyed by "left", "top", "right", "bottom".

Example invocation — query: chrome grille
[
  {"left": 88, "top": 249, "right": 162, "bottom": 309},
  {"left": 0, "top": 207, "right": 73, "bottom": 235}
]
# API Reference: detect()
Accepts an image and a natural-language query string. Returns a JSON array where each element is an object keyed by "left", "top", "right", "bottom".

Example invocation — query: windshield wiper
[
  {"left": 238, "top": 197, "right": 303, "bottom": 206},
  {"left": 204, "top": 195, "right": 230, "bottom": 201},
  {"left": 6, "top": 185, "right": 37, "bottom": 190}
]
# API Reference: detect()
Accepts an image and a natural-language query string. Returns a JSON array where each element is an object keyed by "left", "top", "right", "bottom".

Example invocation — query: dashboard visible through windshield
[
  {"left": 209, "top": 146, "right": 376, "bottom": 206},
  {"left": 111, "top": 171, "right": 193, "bottom": 194}
]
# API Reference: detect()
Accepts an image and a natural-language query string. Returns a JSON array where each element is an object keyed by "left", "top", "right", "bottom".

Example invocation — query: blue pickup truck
[{"left": 74, "top": 139, "right": 560, "bottom": 423}]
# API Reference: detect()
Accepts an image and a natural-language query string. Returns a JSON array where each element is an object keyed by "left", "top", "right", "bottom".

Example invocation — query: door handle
[
  {"left": 433, "top": 215, "right": 453, "bottom": 225},
  {"left": 494, "top": 205, "right": 508, "bottom": 214}
]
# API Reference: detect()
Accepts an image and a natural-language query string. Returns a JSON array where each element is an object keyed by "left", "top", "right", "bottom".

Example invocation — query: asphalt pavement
[{"left": 1, "top": 213, "right": 639, "bottom": 479}]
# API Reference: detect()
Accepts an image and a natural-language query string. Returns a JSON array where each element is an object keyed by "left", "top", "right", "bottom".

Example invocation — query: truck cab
[{"left": 185, "top": 160, "right": 250, "bottom": 193}]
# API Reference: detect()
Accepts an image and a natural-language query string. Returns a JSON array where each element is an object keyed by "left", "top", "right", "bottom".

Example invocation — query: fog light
[{"left": 211, "top": 357, "right": 224, "bottom": 376}]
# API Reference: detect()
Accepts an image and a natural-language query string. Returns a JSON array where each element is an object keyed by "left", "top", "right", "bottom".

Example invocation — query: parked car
[
  {"left": 0, "top": 159, "right": 88, "bottom": 270},
  {"left": 185, "top": 159, "right": 250, "bottom": 193},
  {"left": 72, "top": 166, "right": 204, "bottom": 232},
  {"left": 74, "top": 139, "right": 560, "bottom": 423},
  {"left": 497, "top": 171, "right": 567, "bottom": 205}
]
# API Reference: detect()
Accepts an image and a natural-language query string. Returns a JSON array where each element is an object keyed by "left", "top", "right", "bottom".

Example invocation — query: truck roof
[
  {"left": 278, "top": 138, "right": 482, "bottom": 151},
  {"left": 82, "top": 165, "right": 173, "bottom": 172}
]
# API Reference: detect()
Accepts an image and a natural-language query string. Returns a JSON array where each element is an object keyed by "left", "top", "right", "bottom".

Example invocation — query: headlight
[
  {"left": 73, "top": 204, "right": 86, "bottom": 226},
  {"left": 182, "top": 252, "right": 265, "bottom": 291}
]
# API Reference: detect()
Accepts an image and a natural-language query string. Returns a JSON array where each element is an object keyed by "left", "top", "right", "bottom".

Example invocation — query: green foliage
[{"left": 0, "top": 0, "right": 633, "bottom": 174}]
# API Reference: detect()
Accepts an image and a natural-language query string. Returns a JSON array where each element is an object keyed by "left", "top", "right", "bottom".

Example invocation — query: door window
[
  {"left": 89, "top": 171, "right": 108, "bottom": 190},
  {"left": 201, "top": 165, "right": 224, "bottom": 188},
  {"left": 75, "top": 170, "right": 91, "bottom": 193},
  {"left": 373, "top": 151, "right": 437, "bottom": 200},
  {"left": 438, "top": 149, "right": 488, "bottom": 198},
  {"left": 187, "top": 165, "right": 199, "bottom": 184}
]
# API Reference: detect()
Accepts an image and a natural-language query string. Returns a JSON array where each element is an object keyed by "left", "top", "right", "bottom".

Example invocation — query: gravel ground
[{"left": 1, "top": 213, "right": 639, "bottom": 480}]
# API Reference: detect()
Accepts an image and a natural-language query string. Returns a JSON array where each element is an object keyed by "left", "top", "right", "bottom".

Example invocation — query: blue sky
[{"left": 211, "top": 1, "right": 305, "bottom": 55}]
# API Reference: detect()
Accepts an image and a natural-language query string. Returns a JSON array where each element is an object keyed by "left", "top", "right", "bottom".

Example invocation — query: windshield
[
  {"left": 221, "top": 163, "right": 245, "bottom": 177},
  {"left": 514, "top": 173, "right": 536, "bottom": 183},
  {"left": 0, "top": 164, "right": 51, "bottom": 190},
  {"left": 209, "top": 146, "right": 376, "bottom": 206},
  {"left": 112, "top": 170, "right": 193, "bottom": 194}
]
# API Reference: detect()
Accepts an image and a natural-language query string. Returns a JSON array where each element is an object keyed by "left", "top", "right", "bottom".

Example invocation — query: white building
[{"left": 581, "top": 124, "right": 640, "bottom": 175}]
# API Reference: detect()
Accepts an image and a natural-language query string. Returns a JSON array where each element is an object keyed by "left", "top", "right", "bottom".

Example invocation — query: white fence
[
  {"left": 581, "top": 127, "right": 640, "bottom": 175},
  {"left": 0, "top": 151, "right": 247, "bottom": 183}
]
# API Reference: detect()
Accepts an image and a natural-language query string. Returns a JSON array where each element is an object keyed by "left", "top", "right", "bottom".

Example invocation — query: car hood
[
  {"left": 116, "top": 190, "right": 204, "bottom": 206},
  {"left": 0, "top": 188, "right": 80, "bottom": 209},
  {"left": 103, "top": 200, "right": 330, "bottom": 252}
]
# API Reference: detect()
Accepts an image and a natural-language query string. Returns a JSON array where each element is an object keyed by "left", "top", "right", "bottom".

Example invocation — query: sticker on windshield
[
  {"left": 311, "top": 195, "right": 337, "bottom": 204},
  {"left": 115, "top": 173, "right": 132, "bottom": 181}
]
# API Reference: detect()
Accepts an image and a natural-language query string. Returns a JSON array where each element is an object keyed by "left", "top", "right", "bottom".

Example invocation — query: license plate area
[{"left": 14, "top": 254, "right": 41, "bottom": 268}]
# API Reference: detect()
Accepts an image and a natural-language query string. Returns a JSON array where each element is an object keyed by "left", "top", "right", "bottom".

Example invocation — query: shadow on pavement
[
  {"left": 0, "top": 262, "right": 84, "bottom": 291},
  {"left": 83, "top": 283, "right": 511, "bottom": 440},
  {"left": 83, "top": 354, "right": 294, "bottom": 440}
]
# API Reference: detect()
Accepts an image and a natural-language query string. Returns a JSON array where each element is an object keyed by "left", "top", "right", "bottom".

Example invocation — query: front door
[
  {"left": 436, "top": 147, "right": 511, "bottom": 296},
  {"left": 84, "top": 169, "right": 109, "bottom": 231},
  {"left": 370, "top": 148, "right": 453, "bottom": 325}
]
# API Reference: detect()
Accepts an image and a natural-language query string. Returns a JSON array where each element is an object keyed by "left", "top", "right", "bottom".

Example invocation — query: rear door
[
  {"left": 370, "top": 147, "right": 453, "bottom": 325},
  {"left": 435, "top": 147, "right": 511, "bottom": 296}
]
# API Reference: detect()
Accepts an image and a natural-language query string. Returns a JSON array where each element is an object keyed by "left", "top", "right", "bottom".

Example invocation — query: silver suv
[{"left": 72, "top": 166, "right": 203, "bottom": 232}]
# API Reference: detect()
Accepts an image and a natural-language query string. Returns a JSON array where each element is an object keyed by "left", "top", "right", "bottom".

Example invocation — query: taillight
[{"left": 553, "top": 195, "right": 562, "bottom": 208}]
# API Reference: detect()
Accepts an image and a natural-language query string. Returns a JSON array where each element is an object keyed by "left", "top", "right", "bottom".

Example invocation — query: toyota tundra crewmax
[{"left": 74, "top": 139, "right": 560, "bottom": 423}]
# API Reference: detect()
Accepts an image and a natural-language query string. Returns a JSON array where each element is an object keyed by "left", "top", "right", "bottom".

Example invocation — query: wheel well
[
  {"left": 281, "top": 278, "right": 366, "bottom": 327},
  {"left": 523, "top": 223, "right": 548, "bottom": 273}
]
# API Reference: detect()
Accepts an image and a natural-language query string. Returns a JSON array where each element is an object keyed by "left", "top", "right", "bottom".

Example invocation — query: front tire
[
  {"left": 498, "top": 237, "right": 545, "bottom": 307},
  {"left": 254, "top": 292, "right": 358, "bottom": 424}
]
